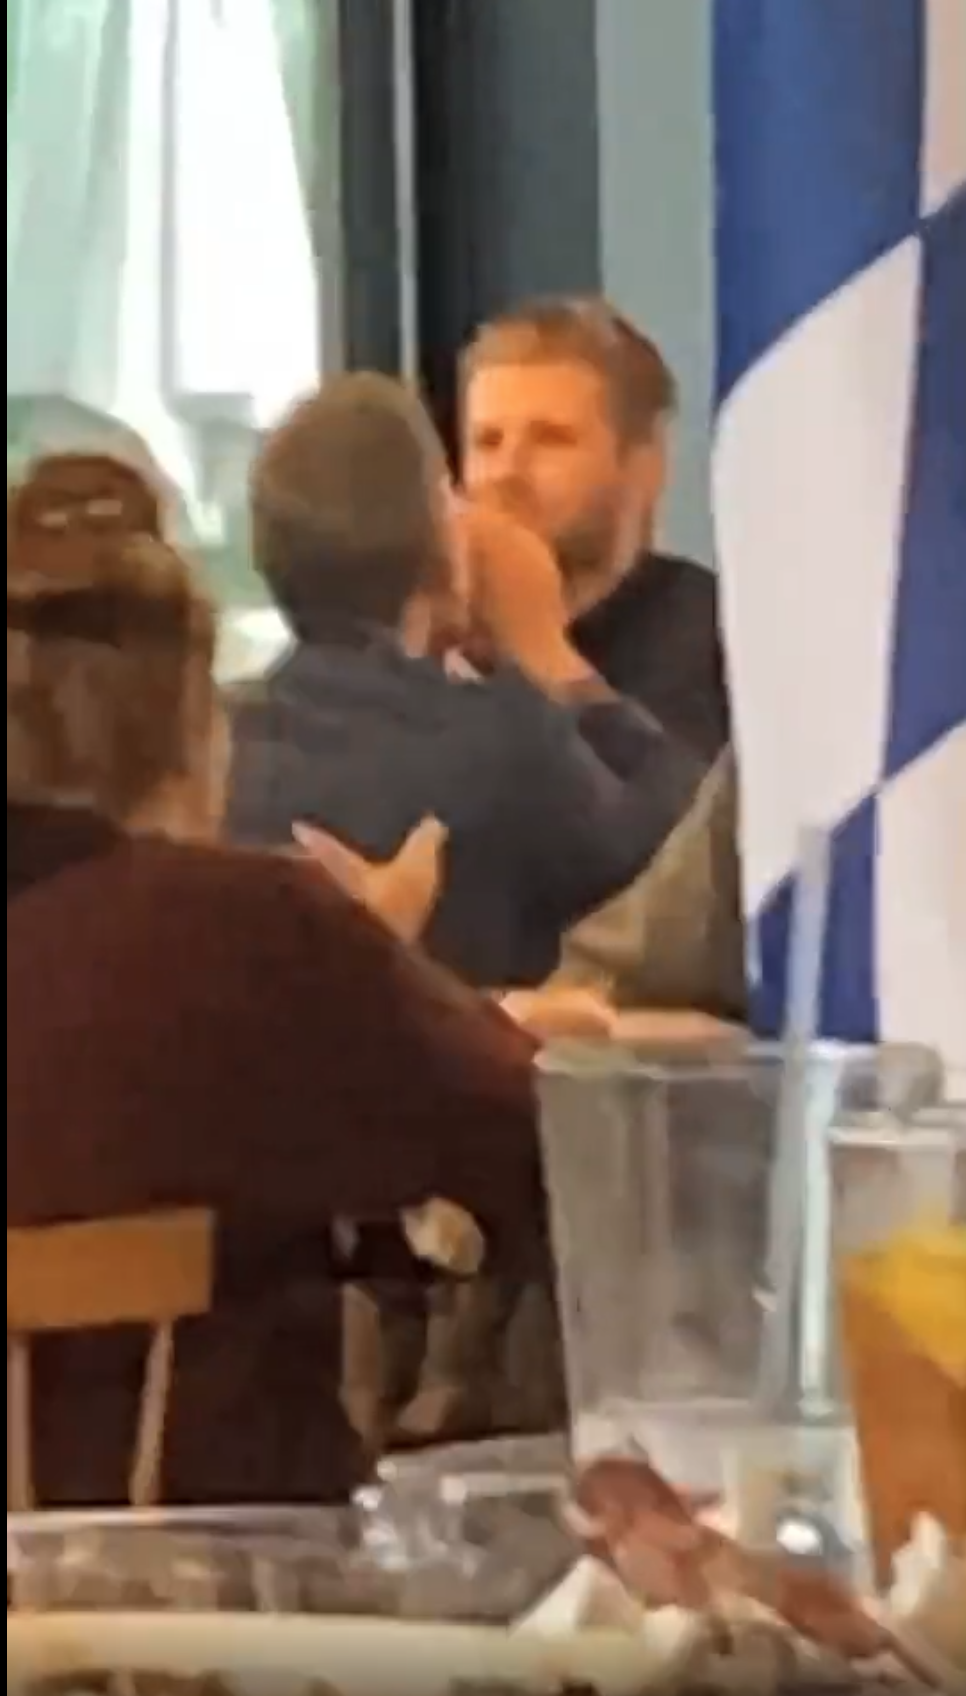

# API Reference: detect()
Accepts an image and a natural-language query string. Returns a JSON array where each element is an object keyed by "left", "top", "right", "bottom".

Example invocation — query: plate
[{"left": 7, "top": 1609, "right": 698, "bottom": 1694}]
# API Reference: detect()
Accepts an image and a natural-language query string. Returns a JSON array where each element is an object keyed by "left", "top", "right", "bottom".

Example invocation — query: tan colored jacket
[{"left": 551, "top": 750, "right": 746, "bottom": 1019}]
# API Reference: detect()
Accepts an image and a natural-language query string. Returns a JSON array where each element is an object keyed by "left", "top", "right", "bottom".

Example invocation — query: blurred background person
[
  {"left": 7, "top": 452, "right": 545, "bottom": 1508},
  {"left": 227, "top": 372, "right": 700, "bottom": 990}
]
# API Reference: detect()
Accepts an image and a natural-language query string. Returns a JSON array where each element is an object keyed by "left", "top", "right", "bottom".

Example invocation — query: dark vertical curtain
[
  {"left": 327, "top": 0, "right": 604, "bottom": 455},
  {"left": 411, "top": 0, "right": 602, "bottom": 454},
  {"left": 333, "top": 0, "right": 404, "bottom": 374}
]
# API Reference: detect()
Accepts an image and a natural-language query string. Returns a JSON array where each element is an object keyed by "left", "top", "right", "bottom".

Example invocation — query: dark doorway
[
  {"left": 332, "top": 0, "right": 603, "bottom": 455},
  {"left": 412, "top": 0, "right": 602, "bottom": 451}
]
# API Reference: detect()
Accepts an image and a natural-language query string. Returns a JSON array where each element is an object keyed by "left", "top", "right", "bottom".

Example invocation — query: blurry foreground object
[
  {"left": 835, "top": 1105, "right": 966, "bottom": 1587},
  {"left": 534, "top": 1043, "right": 945, "bottom": 1566}
]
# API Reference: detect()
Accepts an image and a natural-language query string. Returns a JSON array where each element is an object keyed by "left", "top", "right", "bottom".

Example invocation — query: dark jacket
[
  {"left": 6, "top": 802, "right": 542, "bottom": 1508},
  {"left": 571, "top": 552, "right": 729, "bottom": 767},
  {"left": 226, "top": 630, "right": 700, "bottom": 988}
]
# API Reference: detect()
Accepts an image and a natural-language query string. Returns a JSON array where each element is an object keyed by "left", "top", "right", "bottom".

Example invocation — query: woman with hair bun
[
  {"left": 7, "top": 453, "right": 541, "bottom": 1509},
  {"left": 7, "top": 453, "right": 223, "bottom": 843}
]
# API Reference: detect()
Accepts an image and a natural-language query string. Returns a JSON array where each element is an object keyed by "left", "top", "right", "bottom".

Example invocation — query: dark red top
[{"left": 7, "top": 804, "right": 540, "bottom": 1505}]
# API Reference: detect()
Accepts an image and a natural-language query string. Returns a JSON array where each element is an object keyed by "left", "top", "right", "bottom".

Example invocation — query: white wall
[{"left": 596, "top": 1, "right": 714, "bottom": 565}]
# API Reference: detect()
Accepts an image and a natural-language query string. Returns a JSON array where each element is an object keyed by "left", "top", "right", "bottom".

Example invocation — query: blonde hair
[
  {"left": 461, "top": 296, "right": 677, "bottom": 444},
  {"left": 7, "top": 454, "right": 218, "bottom": 825}
]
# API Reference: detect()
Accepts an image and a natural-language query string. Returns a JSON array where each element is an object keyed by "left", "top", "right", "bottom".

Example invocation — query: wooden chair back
[{"left": 7, "top": 1209, "right": 214, "bottom": 1513}]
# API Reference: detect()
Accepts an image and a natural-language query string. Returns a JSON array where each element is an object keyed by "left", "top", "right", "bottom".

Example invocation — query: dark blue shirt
[{"left": 226, "top": 630, "right": 700, "bottom": 988}]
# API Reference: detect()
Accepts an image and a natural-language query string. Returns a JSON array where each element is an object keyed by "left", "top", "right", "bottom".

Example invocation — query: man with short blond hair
[
  {"left": 462, "top": 299, "right": 743, "bottom": 1019},
  {"left": 462, "top": 296, "right": 728, "bottom": 764}
]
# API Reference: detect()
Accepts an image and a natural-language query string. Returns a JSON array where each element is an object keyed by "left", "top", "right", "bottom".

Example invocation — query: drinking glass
[
  {"left": 834, "top": 1103, "right": 966, "bottom": 1589},
  {"left": 534, "top": 1038, "right": 946, "bottom": 1578}
]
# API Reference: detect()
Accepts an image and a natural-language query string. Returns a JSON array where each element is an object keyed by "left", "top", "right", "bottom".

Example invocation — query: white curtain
[{"left": 7, "top": 0, "right": 319, "bottom": 545}]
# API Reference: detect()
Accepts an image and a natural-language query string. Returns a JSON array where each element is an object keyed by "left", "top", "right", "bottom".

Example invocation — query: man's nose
[{"left": 487, "top": 460, "right": 532, "bottom": 504}]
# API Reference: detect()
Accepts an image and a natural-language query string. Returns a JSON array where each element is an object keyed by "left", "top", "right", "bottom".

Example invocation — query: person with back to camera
[
  {"left": 226, "top": 372, "right": 702, "bottom": 992},
  {"left": 6, "top": 452, "right": 546, "bottom": 1508}
]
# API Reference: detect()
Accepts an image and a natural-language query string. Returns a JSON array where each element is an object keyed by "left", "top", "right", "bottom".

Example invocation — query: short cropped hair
[
  {"left": 252, "top": 373, "right": 451, "bottom": 637},
  {"left": 461, "top": 296, "right": 677, "bottom": 444},
  {"left": 7, "top": 454, "right": 217, "bottom": 821}
]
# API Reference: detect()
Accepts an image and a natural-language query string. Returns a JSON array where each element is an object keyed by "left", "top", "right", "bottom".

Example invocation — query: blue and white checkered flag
[{"left": 713, "top": 0, "right": 966, "bottom": 1077}]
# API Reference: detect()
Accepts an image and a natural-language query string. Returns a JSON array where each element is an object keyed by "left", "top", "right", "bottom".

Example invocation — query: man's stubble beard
[
  {"left": 472, "top": 479, "right": 644, "bottom": 615},
  {"left": 553, "top": 501, "right": 629, "bottom": 614},
  {"left": 556, "top": 474, "right": 657, "bottom": 615}
]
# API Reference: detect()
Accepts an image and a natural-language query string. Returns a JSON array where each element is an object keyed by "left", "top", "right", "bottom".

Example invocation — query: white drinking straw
[{"left": 757, "top": 821, "right": 834, "bottom": 1412}]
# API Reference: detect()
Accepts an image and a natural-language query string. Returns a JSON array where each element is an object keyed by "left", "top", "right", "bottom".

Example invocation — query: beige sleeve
[{"left": 550, "top": 750, "right": 745, "bottom": 1015}]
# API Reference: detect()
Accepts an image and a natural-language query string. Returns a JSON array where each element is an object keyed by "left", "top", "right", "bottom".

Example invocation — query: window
[{"left": 8, "top": 0, "right": 330, "bottom": 677}]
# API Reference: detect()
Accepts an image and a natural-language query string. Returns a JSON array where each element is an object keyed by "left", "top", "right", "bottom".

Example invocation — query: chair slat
[{"left": 7, "top": 1209, "right": 214, "bottom": 1334}]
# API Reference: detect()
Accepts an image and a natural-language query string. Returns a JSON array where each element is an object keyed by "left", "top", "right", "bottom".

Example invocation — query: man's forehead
[{"left": 465, "top": 356, "right": 609, "bottom": 421}]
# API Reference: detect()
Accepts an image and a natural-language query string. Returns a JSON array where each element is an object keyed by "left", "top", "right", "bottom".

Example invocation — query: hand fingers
[
  {"left": 547, "top": 990, "right": 618, "bottom": 1033},
  {"left": 295, "top": 818, "right": 447, "bottom": 874},
  {"left": 371, "top": 817, "right": 448, "bottom": 941},
  {"left": 292, "top": 822, "right": 367, "bottom": 895},
  {"left": 293, "top": 817, "right": 447, "bottom": 941},
  {"left": 392, "top": 815, "right": 448, "bottom": 871},
  {"left": 500, "top": 989, "right": 617, "bottom": 1039}
]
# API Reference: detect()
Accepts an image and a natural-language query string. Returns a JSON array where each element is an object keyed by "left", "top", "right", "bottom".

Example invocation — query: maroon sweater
[{"left": 7, "top": 804, "right": 541, "bottom": 1506}]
